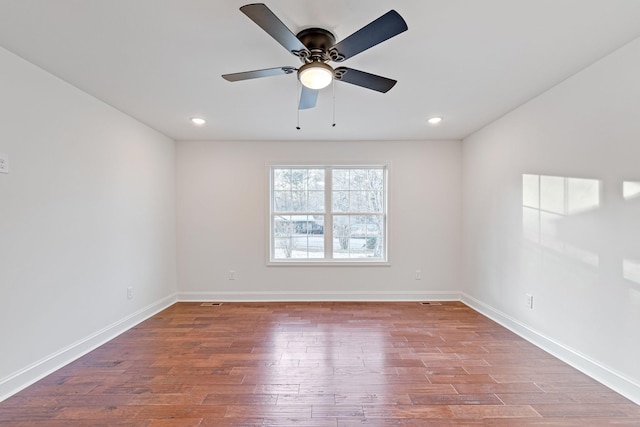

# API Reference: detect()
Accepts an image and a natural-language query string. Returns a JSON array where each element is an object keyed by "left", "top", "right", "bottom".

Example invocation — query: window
[{"left": 270, "top": 165, "right": 387, "bottom": 263}]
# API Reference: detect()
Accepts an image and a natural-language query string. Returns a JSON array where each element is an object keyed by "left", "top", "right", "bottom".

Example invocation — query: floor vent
[
  {"left": 200, "top": 302, "right": 223, "bottom": 307},
  {"left": 420, "top": 302, "right": 442, "bottom": 306}
]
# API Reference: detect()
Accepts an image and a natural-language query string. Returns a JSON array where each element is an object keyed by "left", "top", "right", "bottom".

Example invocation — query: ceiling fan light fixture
[{"left": 298, "top": 62, "right": 334, "bottom": 90}]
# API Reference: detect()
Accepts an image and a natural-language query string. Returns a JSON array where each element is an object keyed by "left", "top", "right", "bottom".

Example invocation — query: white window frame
[{"left": 268, "top": 164, "right": 389, "bottom": 266}]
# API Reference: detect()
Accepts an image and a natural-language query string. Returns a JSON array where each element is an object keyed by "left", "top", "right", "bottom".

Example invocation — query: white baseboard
[
  {"left": 177, "top": 290, "right": 462, "bottom": 302},
  {"left": 461, "top": 292, "right": 640, "bottom": 405},
  {"left": 0, "top": 293, "right": 178, "bottom": 403}
]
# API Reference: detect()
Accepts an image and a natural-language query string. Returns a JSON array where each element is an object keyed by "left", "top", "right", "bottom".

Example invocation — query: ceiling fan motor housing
[{"left": 295, "top": 28, "right": 338, "bottom": 62}]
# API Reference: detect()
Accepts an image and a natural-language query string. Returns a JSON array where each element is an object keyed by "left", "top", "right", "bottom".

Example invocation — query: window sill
[{"left": 267, "top": 260, "right": 390, "bottom": 267}]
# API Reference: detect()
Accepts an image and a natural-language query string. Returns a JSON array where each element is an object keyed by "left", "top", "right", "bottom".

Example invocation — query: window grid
[{"left": 270, "top": 165, "right": 387, "bottom": 263}]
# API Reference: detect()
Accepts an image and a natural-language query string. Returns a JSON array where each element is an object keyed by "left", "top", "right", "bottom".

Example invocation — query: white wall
[
  {"left": 0, "top": 47, "right": 177, "bottom": 399},
  {"left": 462, "top": 38, "right": 640, "bottom": 401},
  {"left": 176, "top": 139, "right": 461, "bottom": 301},
  {"left": 7, "top": 19, "right": 638, "bottom": 406}
]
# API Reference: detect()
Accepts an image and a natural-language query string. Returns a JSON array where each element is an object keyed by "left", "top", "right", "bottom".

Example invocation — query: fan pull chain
[
  {"left": 332, "top": 78, "right": 336, "bottom": 127},
  {"left": 296, "top": 79, "right": 301, "bottom": 130}
]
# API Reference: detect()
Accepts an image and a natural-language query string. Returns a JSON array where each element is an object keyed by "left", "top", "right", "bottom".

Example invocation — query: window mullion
[{"left": 325, "top": 167, "right": 333, "bottom": 259}]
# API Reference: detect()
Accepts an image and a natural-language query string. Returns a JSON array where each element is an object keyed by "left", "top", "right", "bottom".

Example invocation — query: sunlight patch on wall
[
  {"left": 522, "top": 174, "right": 600, "bottom": 267},
  {"left": 625, "top": 258, "right": 640, "bottom": 306},
  {"left": 623, "top": 258, "right": 640, "bottom": 285},
  {"left": 623, "top": 181, "right": 640, "bottom": 200}
]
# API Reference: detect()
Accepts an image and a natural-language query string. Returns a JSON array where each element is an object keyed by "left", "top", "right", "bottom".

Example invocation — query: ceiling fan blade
[
  {"left": 334, "top": 67, "right": 397, "bottom": 93},
  {"left": 330, "top": 10, "right": 407, "bottom": 60},
  {"left": 222, "top": 66, "right": 296, "bottom": 82},
  {"left": 240, "top": 3, "right": 307, "bottom": 55},
  {"left": 298, "top": 86, "right": 319, "bottom": 109}
]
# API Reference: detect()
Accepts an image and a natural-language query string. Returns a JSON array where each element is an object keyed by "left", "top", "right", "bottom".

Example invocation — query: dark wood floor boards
[{"left": 0, "top": 301, "right": 638, "bottom": 426}]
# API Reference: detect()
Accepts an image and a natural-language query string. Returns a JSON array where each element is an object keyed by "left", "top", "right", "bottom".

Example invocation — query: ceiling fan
[{"left": 222, "top": 3, "right": 408, "bottom": 109}]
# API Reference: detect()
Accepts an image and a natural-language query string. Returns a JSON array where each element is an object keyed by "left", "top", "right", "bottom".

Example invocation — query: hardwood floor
[{"left": 1, "top": 301, "right": 638, "bottom": 426}]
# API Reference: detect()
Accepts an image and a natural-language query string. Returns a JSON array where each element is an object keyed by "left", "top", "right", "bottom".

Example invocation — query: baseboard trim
[
  {"left": 461, "top": 292, "right": 640, "bottom": 405},
  {"left": 177, "top": 290, "right": 462, "bottom": 302},
  {"left": 0, "top": 293, "right": 178, "bottom": 403}
]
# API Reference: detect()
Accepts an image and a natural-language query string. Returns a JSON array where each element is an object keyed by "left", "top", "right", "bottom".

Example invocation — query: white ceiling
[{"left": 1, "top": 1, "right": 640, "bottom": 141}]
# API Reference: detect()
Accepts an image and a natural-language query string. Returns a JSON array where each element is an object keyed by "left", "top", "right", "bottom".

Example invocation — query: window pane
[
  {"left": 274, "top": 215, "right": 325, "bottom": 259},
  {"left": 350, "top": 215, "right": 382, "bottom": 237},
  {"left": 308, "top": 169, "right": 325, "bottom": 191},
  {"left": 350, "top": 191, "right": 367, "bottom": 212},
  {"left": 308, "top": 190, "right": 324, "bottom": 212},
  {"left": 290, "top": 190, "right": 307, "bottom": 212},
  {"left": 349, "top": 169, "right": 368, "bottom": 190},
  {"left": 332, "top": 190, "right": 349, "bottom": 212},
  {"left": 273, "top": 169, "right": 291, "bottom": 191},
  {"left": 354, "top": 191, "right": 383, "bottom": 212},
  {"left": 291, "top": 236, "right": 309, "bottom": 258},
  {"left": 333, "top": 215, "right": 350, "bottom": 256},
  {"left": 273, "top": 191, "right": 291, "bottom": 212},
  {"left": 274, "top": 215, "right": 293, "bottom": 237},
  {"left": 291, "top": 169, "right": 308, "bottom": 190},
  {"left": 308, "top": 230, "right": 324, "bottom": 258},
  {"left": 332, "top": 168, "right": 384, "bottom": 213},
  {"left": 274, "top": 168, "right": 325, "bottom": 213},
  {"left": 367, "top": 191, "right": 384, "bottom": 213},
  {"left": 275, "top": 169, "right": 306, "bottom": 189},
  {"left": 367, "top": 169, "right": 384, "bottom": 191},
  {"left": 274, "top": 237, "right": 293, "bottom": 258},
  {"left": 332, "top": 214, "right": 384, "bottom": 259},
  {"left": 333, "top": 215, "right": 350, "bottom": 235},
  {"left": 333, "top": 169, "right": 349, "bottom": 190}
]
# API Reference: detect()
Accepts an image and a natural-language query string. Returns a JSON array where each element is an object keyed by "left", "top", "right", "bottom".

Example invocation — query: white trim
[
  {"left": 266, "top": 260, "right": 391, "bottom": 267},
  {"left": 178, "top": 290, "right": 461, "bottom": 302},
  {"left": 267, "top": 164, "right": 389, "bottom": 264},
  {"left": 461, "top": 292, "right": 640, "bottom": 405},
  {"left": 0, "top": 293, "right": 178, "bottom": 403}
]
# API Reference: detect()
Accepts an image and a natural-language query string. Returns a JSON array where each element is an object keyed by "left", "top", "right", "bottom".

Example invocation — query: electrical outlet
[
  {"left": 127, "top": 287, "right": 134, "bottom": 300},
  {"left": 415, "top": 270, "right": 421, "bottom": 280},
  {"left": 526, "top": 293, "right": 533, "bottom": 309},
  {"left": 228, "top": 270, "right": 236, "bottom": 280},
  {"left": 0, "top": 153, "right": 8, "bottom": 174}
]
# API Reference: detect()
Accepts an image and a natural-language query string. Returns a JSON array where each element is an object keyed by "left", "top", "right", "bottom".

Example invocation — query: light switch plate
[{"left": 0, "top": 153, "right": 8, "bottom": 174}]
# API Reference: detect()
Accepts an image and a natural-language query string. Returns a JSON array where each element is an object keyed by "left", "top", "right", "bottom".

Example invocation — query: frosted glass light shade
[{"left": 298, "top": 62, "right": 334, "bottom": 90}]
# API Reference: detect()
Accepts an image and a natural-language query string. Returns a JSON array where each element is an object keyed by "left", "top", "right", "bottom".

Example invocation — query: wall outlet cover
[
  {"left": 0, "top": 153, "right": 8, "bottom": 174},
  {"left": 526, "top": 293, "right": 533, "bottom": 309}
]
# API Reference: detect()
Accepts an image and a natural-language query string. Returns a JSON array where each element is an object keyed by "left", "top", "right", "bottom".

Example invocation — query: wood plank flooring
[{"left": 1, "top": 301, "right": 638, "bottom": 426}]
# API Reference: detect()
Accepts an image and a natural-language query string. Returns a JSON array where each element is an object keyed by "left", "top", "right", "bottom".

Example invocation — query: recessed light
[
  {"left": 427, "top": 116, "right": 442, "bottom": 125},
  {"left": 191, "top": 117, "right": 206, "bottom": 126}
]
